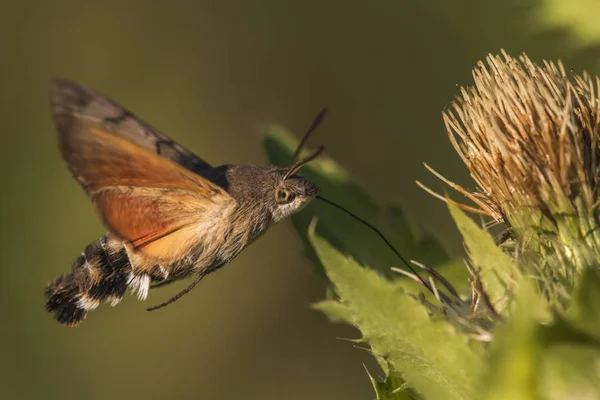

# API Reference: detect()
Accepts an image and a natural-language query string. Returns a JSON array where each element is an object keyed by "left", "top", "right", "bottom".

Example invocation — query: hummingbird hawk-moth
[
  {"left": 45, "top": 79, "right": 431, "bottom": 327},
  {"left": 45, "top": 79, "right": 325, "bottom": 326}
]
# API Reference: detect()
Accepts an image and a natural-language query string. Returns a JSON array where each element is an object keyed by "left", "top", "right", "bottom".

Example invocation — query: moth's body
[
  {"left": 126, "top": 164, "right": 317, "bottom": 282},
  {"left": 45, "top": 80, "right": 318, "bottom": 326}
]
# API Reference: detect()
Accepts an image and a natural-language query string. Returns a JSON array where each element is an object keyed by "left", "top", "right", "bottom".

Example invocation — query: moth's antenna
[
  {"left": 315, "top": 195, "right": 434, "bottom": 294},
  {"left": 291, "top": 108, "right": 328, "bottom": 162},
  {"left": 146, "top": 271, "right": 208, "bottom": 311},
  {"left": 284, "top": 145, "right": 325, "bottom": 180},
  {"left": 284, "top": 108, "right": 328, "bottom": 181}
]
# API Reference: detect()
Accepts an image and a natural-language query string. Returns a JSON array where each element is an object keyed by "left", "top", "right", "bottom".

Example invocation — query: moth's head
[
  {"left": 227, "top": 108, "right": 327, "bottom": 222},
  {"left": 224, "top": 165, "right": 319, "bottom": 222},
  {"left": 267, "top": 140, "right": 325, "bottom": 221},
  {"left": 270, "top": 170, "right": 319, "bottom": 221}
]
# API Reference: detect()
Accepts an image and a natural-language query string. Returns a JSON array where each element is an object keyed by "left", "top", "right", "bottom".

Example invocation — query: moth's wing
[
  {"left": 49, "top": 78, "right": 212, "bottom": 175},
  {"left": 95, "top": 187, "right": 233, "bottom": 265},
  {"left": 49, "top": 97, "right": 234, "bottom": 264},
  {"left": 50, "top": 112, "right": 222, "bottom": 196}
]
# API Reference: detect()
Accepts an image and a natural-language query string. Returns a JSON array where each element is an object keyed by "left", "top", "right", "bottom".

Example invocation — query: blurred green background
[{"left": 1, "top": 1, "right": 600, "bottom": 399}]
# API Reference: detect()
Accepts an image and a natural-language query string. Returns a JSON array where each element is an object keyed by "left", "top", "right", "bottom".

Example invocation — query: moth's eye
[{"left": 275, "top": 189, "right": 295, "bottom": 204}]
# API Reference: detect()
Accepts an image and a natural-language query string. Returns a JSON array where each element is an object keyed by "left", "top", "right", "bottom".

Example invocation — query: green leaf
[
  {"left": 366, "top": 367, "right": 414, "bottom": 400},
  {"left": 312, "top": 300, "right": 352, "bottom": 324},
  {"left": 309, "top": 224, "right": 484, "bottom": 400},
  {"left": 448, "top": 202, "right": 519, "bottom": 314},
  {"left": 482, "top": 277, "right": 600, "bottom": 400},
  {"left": 483, "top": 281, "right": 540, "bottom": 400},
  {"left": 568, "top": 267, "right": 600, "bottom": 339},
  {"left": 537, "top": 344, "right": 600, "bottom": 400},
  {"left": 537, "top": 317, "right": 600, "bottom": 398},
  {"left": 263, "top": 127, "right": 450, "bottom": 281},
  {"left": 534, "top": 267, "right": 600, "bottom": 398},
  {"left": 536, "top": 307, "right": 600, "bottom": 399}
]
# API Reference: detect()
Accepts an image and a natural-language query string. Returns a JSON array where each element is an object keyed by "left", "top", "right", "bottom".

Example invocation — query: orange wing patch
[
  {"left": 94, "top": 188, "right": 228, "bottom": 264},
  {"left": 55, "top": 117, "right": 235, "bottom": 266},
  {"left": 94, "top": 188, "right": 201, "bottom": 246}
]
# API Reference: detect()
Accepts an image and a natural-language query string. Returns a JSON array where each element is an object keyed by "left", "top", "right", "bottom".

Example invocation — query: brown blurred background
[{"left": 1, "top": 1, "right": 599, "bottom": 399}]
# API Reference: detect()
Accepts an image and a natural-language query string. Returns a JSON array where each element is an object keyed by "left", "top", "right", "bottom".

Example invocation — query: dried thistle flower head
[{"left": 431, "top": 50, "right": 600, "bottom": 292}]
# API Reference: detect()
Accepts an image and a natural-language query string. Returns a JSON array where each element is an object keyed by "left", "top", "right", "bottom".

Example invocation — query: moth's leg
[
  {"left": 146, "top": 268, "right": 211, "bottom": 311},
  {"left": 150, "top": 278, "right": 177, "bottom": 289}
]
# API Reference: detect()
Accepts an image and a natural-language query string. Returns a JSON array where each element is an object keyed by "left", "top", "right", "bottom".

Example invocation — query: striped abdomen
[
  {"left": 44, "top": 206, "right": 271, "bottom": 326},
  {"left": 45, "top": 235, "right": 133, "bottom": 326}
]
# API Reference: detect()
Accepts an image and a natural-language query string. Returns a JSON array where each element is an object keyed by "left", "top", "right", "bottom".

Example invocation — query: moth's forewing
[
  {"left": 59, "top": 120, "right": 220, "bottom": 195},
  {"left": 50, "top": 80, "right": 234, "bottom": 267},
  {"left": 50, "top": 78, "right": 213, "bottom": 174}
]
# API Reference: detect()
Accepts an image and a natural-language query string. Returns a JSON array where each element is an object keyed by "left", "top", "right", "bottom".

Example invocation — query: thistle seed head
[{"left": 440, "top": 50, "right": 600, "bottom": 283}]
